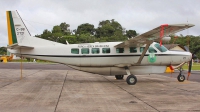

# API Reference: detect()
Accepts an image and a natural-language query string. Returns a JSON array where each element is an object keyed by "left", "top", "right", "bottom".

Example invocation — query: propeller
[
  {"left": 187, "top": 48, "right": 200, "bottom": 80},
  {"left": 183, "top": 46, "right": 192, "bottom": 80}
]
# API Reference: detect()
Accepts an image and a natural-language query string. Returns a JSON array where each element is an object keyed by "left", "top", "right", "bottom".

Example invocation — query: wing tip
[{"left": 168, "top": 23, "right": 195, "bottom": 27}]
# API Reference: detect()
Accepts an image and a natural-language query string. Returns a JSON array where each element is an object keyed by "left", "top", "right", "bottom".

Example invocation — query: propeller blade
[
  {"left": 187, "top": 59, "right": 192, "bottom": 80},
  {"left": 183, "top": 46, "right": 193, "bottom": 80}
]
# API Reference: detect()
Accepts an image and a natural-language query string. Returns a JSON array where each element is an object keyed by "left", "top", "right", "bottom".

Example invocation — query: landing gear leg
[
  {"left": 177, "top": 67, "right": 185, "bottom": 82},
  {"left": 125, "top": 66, "right": 137, "bottom": 85}
]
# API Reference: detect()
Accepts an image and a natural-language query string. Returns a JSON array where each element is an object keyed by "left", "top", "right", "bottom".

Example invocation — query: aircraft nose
[{"left": 187, "top": 52, "right": 192, "bottom": 61}]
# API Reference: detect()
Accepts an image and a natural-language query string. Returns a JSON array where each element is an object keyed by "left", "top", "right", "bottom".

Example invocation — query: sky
[{"left": 0, "top": 0, "right": 200, "bottom": 47}]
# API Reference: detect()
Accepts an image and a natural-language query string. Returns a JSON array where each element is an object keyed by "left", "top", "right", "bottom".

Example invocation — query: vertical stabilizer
[
  {"left": 6, "top": 11, "right": 31, "bottom": 46},
  {"left": 6, "top": 10, "right": 65, "bottom": 48}
]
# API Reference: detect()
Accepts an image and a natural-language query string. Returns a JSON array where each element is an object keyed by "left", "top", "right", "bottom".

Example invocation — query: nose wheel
[
  {"left": 177, "top": 74, "right": 185, "bottom": 82},
  {"left": 177, "top": 67, "right": 185, "bottom": 82}
]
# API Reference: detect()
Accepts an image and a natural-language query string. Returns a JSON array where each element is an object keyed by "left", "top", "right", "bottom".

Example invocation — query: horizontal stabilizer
[{"left": 7, "top": 43, "right": 34, "bottom": 49}]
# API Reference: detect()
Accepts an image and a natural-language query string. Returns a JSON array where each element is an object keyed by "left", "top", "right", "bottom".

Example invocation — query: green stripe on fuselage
[{"left": 9, "top": 11, "right": 17, "bottom": 44}]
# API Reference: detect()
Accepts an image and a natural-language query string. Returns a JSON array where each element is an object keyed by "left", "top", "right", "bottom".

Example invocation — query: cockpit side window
[
  {"left": 148, "top": 47, "right": 157, "bottom": 53},
  {"left": 154, "top": 43, "right": 168, "bottom": 52},
  {"left": 140, "top": 47, "right": 145, "bottom": 52}
]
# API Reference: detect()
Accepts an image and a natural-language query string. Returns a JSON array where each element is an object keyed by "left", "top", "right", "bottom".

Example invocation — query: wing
[{"left": 115, "top": 24, "right": 194, "bottom": 47}]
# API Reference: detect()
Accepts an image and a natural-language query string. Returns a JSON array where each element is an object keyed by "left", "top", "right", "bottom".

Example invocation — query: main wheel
[
  {"left": 115, "top": 75, "right": 124, "bottom": 80},
  {"left": 126, "top": 75, "right": 137, "bottom": 85},
  {"left": 177, "top": 75, "right": 185, "bottom": 82}
]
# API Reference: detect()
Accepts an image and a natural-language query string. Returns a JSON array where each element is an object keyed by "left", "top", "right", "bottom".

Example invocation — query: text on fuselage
[{"left": 78, "top": 45, "right": 109, "bottom": 48}]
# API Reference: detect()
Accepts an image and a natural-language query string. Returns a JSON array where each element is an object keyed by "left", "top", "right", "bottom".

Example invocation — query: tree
[
  {"left": 40, "top": 29, "right": 52, "bottom": 40},
  {"left": 189, "top": 36, "right": 200, "bottom": 58},
  {"left": 0, "top": 47, "right": 7, "bottom": 55},
  {"left": 76, "top": 23, "right": 95, "bottom": 35},
  {"left": 95, "top": 19, "right": 124, "bottom": 38},
  {"left": 126, "top": 30, "right": 137, "bottom": 38},
  {"left": 95, "top": 24, "right": 115, "bottom": 37},
  {"left": 52, "top": 25, "right": 62, "bottom": 33},
  {"left": 50, "top": 25, "right": 63, "bottom": 42},
  {"left": 60, "top": 22, "right": 70, "bottom": 35},
  {"left": 170, "top": 35, "right": 200, "bottom": 59}
]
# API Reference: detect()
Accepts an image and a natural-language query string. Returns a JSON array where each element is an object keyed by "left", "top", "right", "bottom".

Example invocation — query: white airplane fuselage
[{"left": 8, "top": 41, "right": 192, "bottom": 76}]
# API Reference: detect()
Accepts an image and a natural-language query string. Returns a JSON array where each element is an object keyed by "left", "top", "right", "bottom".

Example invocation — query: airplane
[{"left": 6, "top": 10, "right": 193, "bottom": 85}]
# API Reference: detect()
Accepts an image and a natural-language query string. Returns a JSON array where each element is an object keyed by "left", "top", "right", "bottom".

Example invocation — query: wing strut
[{"left": 136, "top": 41, "right": 153, "bottom": 64}]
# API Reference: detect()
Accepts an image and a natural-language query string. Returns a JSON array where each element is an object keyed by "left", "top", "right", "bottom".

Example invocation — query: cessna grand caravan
[{"left": 6, "top": 10, "right": 193, "bottom": 85}]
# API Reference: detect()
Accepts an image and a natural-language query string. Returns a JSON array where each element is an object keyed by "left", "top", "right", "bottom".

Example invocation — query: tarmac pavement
[{"left": 0, "top": 63, "right": 200, "bottom": 111}]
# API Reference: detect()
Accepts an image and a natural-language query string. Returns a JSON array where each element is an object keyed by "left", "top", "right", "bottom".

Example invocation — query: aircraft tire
[
  {"left": 177, "top": 74, "right": 185, "bottom": 82},
  {"left": 115, "top": 75, "right": 124, "bottom": 80},
  {"left": 126, "top": 74, "right": 137, "bottom": 85}
]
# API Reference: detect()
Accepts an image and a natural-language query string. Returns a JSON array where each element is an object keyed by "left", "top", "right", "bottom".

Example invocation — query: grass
[{"left": 182, "top": 63, "right": 200, "bottom": 70}]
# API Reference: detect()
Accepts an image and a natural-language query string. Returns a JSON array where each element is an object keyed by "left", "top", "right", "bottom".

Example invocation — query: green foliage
[
  {"left": 95, "top": 19, "right": 124, "bottom": 38},
  {"left": 52, "top": 25, "right": 62, "bottom": 33},
  {"left": 37, "top": 29, "right": 52, "bottom": 41},
  {"left": 0, "top": 47, "right": 7, "bottom": 55},
  {"left": 60, "top": 22, "right": 70, "bottom": 35},
  {"left": 170, "top": 35, "right": 200, "bottom": 58},
  {"left": 62, "top": 35, "right": 76, "bottom": 44},
  {"left": 37, "top": 19, "right": 131, "bottom": 44},
  {"left": 126, "top": 30, "right": 137, "bottom": 38},
  {"left": 76, "top": 23, "right": 94, "bottom": 35}
]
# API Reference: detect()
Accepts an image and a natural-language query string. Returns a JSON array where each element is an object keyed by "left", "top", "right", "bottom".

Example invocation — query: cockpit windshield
[{"left": 154, "top": 43, "right": 168, "bottom": 52}]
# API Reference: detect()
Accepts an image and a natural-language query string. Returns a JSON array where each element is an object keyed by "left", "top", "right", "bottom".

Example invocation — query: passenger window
[
  {"left": 130, "top": 47, "right": 137, "bottom": 53},
  {"left": 92, "top": 48, "right": 99, "bottom": 54},
  {"left": 148, "top": 47, "right": 157, "bottom": 53},
  {"left": 102, "top": 48, "right": 110, "bottom": 53},
  {"left": 71, "top": 48, "right": 79, "bottom": 54},
  {"left": 116, "top": 48, "right": 124, "bottom": 53},
  {"left": 81, "top": 48, "right": 89, "bottom": 54},
  {"left": 140, "top": 47, "right": 145, "bottom": 52}
]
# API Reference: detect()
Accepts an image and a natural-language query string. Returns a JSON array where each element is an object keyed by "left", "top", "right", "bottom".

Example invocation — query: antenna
[{"left": 16, "top": 10, "right": 31, "bottom": 36}]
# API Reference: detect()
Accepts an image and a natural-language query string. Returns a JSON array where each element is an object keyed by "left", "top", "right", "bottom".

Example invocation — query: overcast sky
[{"left": 0, "top": 0, "right": 200, "bottom": 47}]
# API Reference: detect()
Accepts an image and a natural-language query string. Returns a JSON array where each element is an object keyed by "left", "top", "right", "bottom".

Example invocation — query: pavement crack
[
  {"left": 0, "top": 70, "right": 43, "bottom": 89},
  {"left": 102, "top": 76, "right": 160, "bottom": 112},
  {"left": 54, "top": 71, "right": 68, "bottom": 112}
]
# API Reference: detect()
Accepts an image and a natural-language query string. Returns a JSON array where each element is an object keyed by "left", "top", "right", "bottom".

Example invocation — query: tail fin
[
  {"left": 6, "top": 10, "right": 64, "bottom": 49},
  {"left": 6, "top": 10, "right": 32, "bottom": 47}
]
